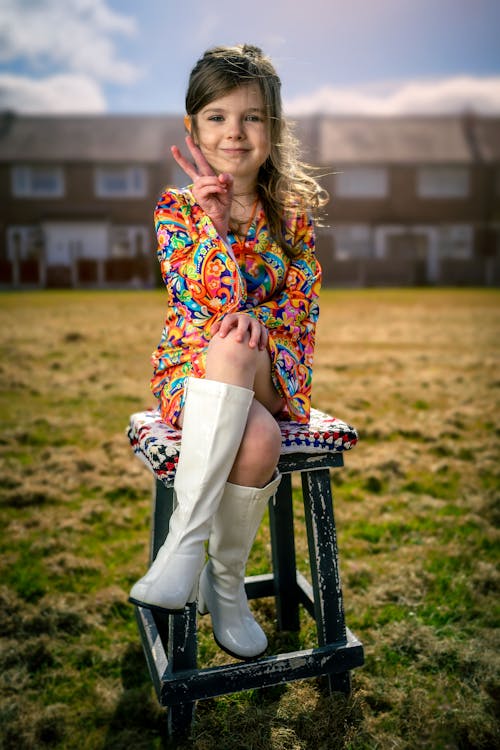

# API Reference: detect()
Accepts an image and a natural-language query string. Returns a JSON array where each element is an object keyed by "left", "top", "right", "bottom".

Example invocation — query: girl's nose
[{"left": 226, "top": 118, "right": 244, "bottom": 139}]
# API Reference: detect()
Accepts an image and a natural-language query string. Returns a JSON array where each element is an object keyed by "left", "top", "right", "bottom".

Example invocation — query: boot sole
[
  {"left": 212, "top": 631, "right": 268, "bottom": 662},
  {"left": 197, "top": 602, "right": 267, "bottom": 661}
]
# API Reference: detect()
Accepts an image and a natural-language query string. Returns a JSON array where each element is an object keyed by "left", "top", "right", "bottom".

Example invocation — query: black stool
[{"left": 128, "top": 408, "right": 364, "bottom": 738}]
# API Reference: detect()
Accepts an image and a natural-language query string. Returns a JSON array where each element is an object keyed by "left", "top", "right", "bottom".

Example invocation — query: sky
[{"left": 1, "top": 0, "right": 500, "bottom": 116}]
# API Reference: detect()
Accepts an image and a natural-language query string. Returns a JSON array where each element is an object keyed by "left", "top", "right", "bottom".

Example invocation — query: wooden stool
[{"left": 127, "top": 408, "right": 364, "bottom": 738}]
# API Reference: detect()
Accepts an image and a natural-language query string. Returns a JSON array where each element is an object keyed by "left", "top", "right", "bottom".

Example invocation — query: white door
[{"left": 43, "top": 222, "right": 109, "bottom": 265}]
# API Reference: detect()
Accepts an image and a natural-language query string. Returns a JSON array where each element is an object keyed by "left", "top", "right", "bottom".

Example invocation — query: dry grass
[{"left": 0, "top": 288, "right": 499, "bottom": 750}]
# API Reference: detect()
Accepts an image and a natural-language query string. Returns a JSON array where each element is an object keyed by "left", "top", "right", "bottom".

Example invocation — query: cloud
[
  {"left": 284, "top": 75, "right": 500, "bottom": 116},
  {"left": 0, "top": 0, "right": 140, "bottom": 84},
  {"left": 0, "top": 73, "right": 106, "bottom": 113}
]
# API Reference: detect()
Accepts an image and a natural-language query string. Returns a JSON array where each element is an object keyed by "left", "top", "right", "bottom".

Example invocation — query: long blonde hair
[{"left": 185, "top": 44, "right": 328, "bottom": 256}]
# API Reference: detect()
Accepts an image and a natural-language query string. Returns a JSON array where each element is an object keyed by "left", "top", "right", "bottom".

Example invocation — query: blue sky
[{"left": 1, "top": 0, "right": 500, "bottom": 115}]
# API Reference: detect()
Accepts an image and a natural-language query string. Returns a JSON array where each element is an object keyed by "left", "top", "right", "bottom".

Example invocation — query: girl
[{"left": 129, "top": 44, "right": 327, "bottom": 660}]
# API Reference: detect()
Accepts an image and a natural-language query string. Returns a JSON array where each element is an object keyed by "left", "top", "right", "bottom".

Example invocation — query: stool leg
[
  {"left": 166, "top": 604, "right": 198, "bottom": 738},
  {"left": 151, "top": 480, "right": 175, "bottom": 650},
  {"left": 302, "top": 469, "right": 350, "bottom": 694},
  {"left": 151, "top": 479, "right": 175, "bottom": 561},
  {"left": 269, "top": 473, "right": 300, "bottom": 631},
  {"left": 153, "top": 480, "right": 198, "bottom": 735}
]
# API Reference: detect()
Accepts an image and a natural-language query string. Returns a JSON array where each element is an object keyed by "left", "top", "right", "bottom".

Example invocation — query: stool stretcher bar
[{"left": 135, "top": 605, "right": 364, "bottom": 707}]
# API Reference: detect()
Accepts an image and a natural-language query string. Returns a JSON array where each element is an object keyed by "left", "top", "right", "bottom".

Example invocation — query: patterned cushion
[{"left": 127, "top": 408, "right": 358, "bottom": 486}]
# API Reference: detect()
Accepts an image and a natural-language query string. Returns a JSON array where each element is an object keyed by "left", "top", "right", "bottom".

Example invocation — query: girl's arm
[{"left": 154, "top": 188, "right": 244, "bottom": 325}]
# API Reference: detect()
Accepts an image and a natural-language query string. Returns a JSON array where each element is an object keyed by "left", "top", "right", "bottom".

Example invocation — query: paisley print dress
[{"left": 150, "top": 186, "right": 322, "bottom": 427}]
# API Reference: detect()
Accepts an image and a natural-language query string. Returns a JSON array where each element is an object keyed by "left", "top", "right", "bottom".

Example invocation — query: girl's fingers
[
  {"left": 259, "top": 325, "right": 268, "bottom": 350},
  {"left": 170, "top": 145, "right": 198, "bottom": 180},
  {"left": 218, "top": 172, "right": 234, "bottom": 189},
  {"left": 236, "top": 314, "right": 250, "bottom": 343},
  {"left": 217, "top": 315, "right": 236, "bottom": 338},
  {"left": 171, "top": 138, "right": 216, "bottom": 180},
  {"left": 215, "top": 314, "right": 267, "bottom": 351},
  {"left": 247, "top": 318, "right": 262, "bottom": 349},
  {"left": 185, "top": 135, "right": 215, "bottom": 176},
  {"left": 236, "top": 315, "right": 261, "bottom": 348},
  {"left": 195, "top": 178, "right": 228, "bottom": 197},
  {"left": 218, "top": 314, "right": 247, "bottom": 339}
]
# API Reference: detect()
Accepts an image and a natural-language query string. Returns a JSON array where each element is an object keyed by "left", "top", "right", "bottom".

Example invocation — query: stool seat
[
  {"left": 127, "top": 406, "right": 363, "bottom": 739},
  {"left": 128, "top": 407, "right": 358, "bottom": 486}
]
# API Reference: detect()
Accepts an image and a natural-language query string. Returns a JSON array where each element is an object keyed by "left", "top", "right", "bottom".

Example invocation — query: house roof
[
  {"left": 318, "top": 116, "right": 474, "bottom": 164},
  {"left": 0, "top": 113, "right": 185, "bottom": 162},
  {"left": 0, "top": 112, "right": 497, "bottom": 166}
]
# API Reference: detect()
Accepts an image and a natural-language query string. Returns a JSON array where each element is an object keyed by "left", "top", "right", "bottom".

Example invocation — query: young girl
[{"left": 129, "top": 44, "right": 327, "bottom": 660}]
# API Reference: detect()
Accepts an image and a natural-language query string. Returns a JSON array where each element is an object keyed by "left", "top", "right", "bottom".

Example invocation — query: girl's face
[{"left": 192, "top": 83, "right": 270, "bottom": 186}]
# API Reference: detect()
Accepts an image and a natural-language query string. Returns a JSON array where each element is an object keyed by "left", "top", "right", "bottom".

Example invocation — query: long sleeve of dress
[{"left": 154, "top": 188, "right": 245, "bottom": 330}]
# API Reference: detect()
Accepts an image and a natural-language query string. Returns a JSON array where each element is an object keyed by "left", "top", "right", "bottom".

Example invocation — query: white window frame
[
  {"left": 417, "top": 166, "right": 469, "bottom": 198},
  {"left": 334, "top": 224, "right": 372, "bottom": 260},
  {"left": 95, "top": 166, "right": 147, "bottom": 198},
  {"left": 438, "top": 224, "right": 473, "bottom": 259},
  {"left": 11, "top": 165, "right": 64, "bottom": 198},
  {"left": 110, "top": 225, "right": 149, "bottom": 257},
  {"left": 6, "top": 225, "right": 44, "bottom": 261},
  {"left": 335, "top": 167, "right": 388, "bottom": 198}
]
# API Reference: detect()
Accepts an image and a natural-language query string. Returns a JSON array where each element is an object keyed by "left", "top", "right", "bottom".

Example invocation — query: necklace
[{"left": 230, "top": 197, "right": 259, "bottom": 253}]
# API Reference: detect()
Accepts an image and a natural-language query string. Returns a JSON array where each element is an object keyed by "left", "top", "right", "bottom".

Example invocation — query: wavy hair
[{"left": 185, "top": 44, "right": 328, "bottom": 256}]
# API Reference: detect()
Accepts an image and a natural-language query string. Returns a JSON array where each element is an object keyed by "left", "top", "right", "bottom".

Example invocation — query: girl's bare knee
[
  {"left": 229, "top": 405, "right": 282, "bottom": 486},
  {"left": 208, "top": 329, "right": 259, "bottom": 368},
  {"left": 250, "top": 417, "right": 281, "bottom": 466}
]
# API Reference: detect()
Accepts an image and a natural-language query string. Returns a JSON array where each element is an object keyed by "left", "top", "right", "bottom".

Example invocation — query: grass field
[{"left": 0, "top": 288, "right": 499, "bottom": 750}]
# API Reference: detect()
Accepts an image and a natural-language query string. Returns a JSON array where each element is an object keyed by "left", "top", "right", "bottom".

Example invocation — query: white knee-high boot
[
  {"left": 198, "top": 471, "right": 281, "bottom": 659},
  {"left": 129, "top": 377, "right": 254, "bottom": 614}
]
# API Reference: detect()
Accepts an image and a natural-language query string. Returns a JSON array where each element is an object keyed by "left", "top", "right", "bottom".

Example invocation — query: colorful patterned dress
[{"left": 150, "top": 186, "right": 322, "bottom": 427}]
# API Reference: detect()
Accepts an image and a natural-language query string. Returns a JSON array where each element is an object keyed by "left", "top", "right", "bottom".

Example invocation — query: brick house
[
  {"left": 0, "top": 111, "right": 499, "bottom": 287},
  {"left": 0, "top": 113, "right": 185, "bottom": 288},
  {"left": 297, "top": 114, "right": 500, "bottom": 286}
]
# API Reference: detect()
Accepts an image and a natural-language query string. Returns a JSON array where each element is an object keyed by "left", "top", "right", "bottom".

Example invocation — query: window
[
  {"left": 334, "top": 225, "right": 372, "bottom": 259},
  {"left": 384, "top": 230, "right": 429, "bottom": 261},
  {"left": 6, "top": 226, "right": 44, "bottom": 260},
  {"left": 110, "top": 226, "right": 149, "bottom": 257},
  {"left": 417, "top": 166, "right": 469, "bottom": 198},
  {"left": 335, "top": 167, "right": 388, "bottom": 198},
  {"left": 11, "top": 166, "right": 64, "bottom": 197},
  {"left": 438, "top": 225, "right": 473, "bottom": 259},
  {"left": 95, "top": 166, "right": 147, "bottom": 197}
]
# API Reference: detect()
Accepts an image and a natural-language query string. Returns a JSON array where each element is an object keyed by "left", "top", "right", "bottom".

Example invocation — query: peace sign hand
[{"left": 171, "top": 136, "right": 233, "bottom": 240}]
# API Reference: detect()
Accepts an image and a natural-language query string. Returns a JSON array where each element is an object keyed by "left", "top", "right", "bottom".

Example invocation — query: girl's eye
[{"left": 205, "top": 114, "right": 263, "bottom": 123}]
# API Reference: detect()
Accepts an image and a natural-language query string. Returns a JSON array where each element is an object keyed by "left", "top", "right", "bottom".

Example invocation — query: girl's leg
[
  {"left": 130, "top": 375, "right": 254, "bottom": 613},
  {"left": 194, "top": 329, "right": 285, "bottom": 658},
  {"left": 198, "top": 470, "right": 282, "bottom": 659},
  {"left": 201, "top": 328, "right": 283, "bottom": 487}
]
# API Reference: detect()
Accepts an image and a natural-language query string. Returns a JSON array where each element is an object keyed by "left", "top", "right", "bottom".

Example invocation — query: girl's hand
[
  {"left": 171, "top": 136, "right": 233, "bottom": 239},
  {"left": 211, "top": 313, "right": 268, "bottom": 351}
]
